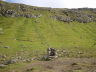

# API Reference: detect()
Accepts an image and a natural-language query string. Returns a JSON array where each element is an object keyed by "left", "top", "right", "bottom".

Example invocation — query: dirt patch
[{"left": 12, "top": 58, "right": 96, "bottom": 72}]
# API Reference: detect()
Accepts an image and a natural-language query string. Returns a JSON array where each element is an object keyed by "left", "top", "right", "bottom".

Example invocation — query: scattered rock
[
  {"left": 1, "top": 9, "right": 16, "bottom": 17},
  {"left": 0, "top": 8, "right": 42, "bottom": 18},
  {"left": 22, "top": 58, "right": 35, "bottom": 62},
  {"left": 4, "top": 46, "right": 10, "bottom": 49},
  {"left": 16, "top": 56, "right": 22, "bottom": 60},
  {"left": 41, "top": 55, "right": 50, "bottom": 61},
  {"left": 18, "top": 4, "right": 27, "bottom": 11},
  {"left": 52, "top": 15, "right": 72, "bottom": 22},
  {"left": 0, "top": 55, "right": 7, "bottom": 58},
  {"left": 0, "top": 64, "right": 6, "bottom": 68},
  {"left": 57, "top": 9, "right": 96, "bottom": 23},
  {"left": 78, "top": 52, "right": 83, "bottom": 54},
  {"left": 75, "top": 15, "right": 92, "bottom": 23},
  {"left": 31, "top": 57, "right": 37, "bottom": 60},
  {"left": 4, "top": 59, "right": 18, "bottom": 65},
  {"left": 25, "top": 59, "right": 31, "bottom": 62}
]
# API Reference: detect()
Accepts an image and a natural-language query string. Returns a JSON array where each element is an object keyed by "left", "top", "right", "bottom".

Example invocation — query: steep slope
[{"left": 0, "top": 1, "right": 96, "bottom": 60}]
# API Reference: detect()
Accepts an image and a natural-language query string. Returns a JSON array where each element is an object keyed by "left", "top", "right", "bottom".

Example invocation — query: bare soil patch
[{"left": 13, "top": 58, "right": 96, "bottom": 72}]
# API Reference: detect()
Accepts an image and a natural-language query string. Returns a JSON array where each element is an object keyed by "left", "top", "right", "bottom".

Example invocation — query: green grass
[
  {"left": 0, "top": 1, "right": 96, "bottom": 72},
  {"left": 0, "top": 1, "right": 96, "bottom": 59},
  {"left": 0, "top": 15, "right": 96, "bottom": 58}
]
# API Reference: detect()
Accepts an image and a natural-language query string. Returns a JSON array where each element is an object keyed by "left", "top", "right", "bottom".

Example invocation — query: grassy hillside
[
  {"left": 0, "top": 1, "right": 96, "bottom": 59},
  {"left": 0, "top": 1, "right": 96, "bottom": 72}
]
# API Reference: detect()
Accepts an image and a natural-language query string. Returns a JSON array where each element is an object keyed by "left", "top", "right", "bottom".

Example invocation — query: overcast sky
[{"left": 2, "top": 0, "right": 96, "bottom": 8}]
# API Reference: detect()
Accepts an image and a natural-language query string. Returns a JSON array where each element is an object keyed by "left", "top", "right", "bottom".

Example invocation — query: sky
[{"left": 2, "top": 0, "right": 96, "bottom": 8}]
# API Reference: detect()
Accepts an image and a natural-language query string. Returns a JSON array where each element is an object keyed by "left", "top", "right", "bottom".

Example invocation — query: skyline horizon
[{"left": 2, "top": 0, "right": 96, "bottom": 8}]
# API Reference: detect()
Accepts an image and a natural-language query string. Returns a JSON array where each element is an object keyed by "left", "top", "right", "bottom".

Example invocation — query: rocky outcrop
[
  {"left": 52, "top": 8, "right": 96, "bottom": 23},
  {"left": 0, "top": 1, "right": 42, "bottom": 18},
  {"left": 15, "top": 13, "right": 42, "bottom": 18},
  {"left": 0, "top": 1, "right": 96, "bottom": 23},
  {"left": 75, "top": 15, "right": 92, "bottom": 23},
  {"left": 0, "top": 9, "right": 16, "bottom": 17},
  {"left": 52, "top": 15, "right": 73, "bottom": 22},
  {"left": 0, "top": 9, "right": 42, "bottom": 18}
]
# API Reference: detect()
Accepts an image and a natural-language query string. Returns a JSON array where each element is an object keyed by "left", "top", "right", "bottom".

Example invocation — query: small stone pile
[{"left": 47, "top": 48, "right": 58, "bottom": 59}]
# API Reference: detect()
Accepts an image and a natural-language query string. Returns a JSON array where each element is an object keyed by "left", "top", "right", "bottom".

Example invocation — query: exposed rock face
[
  {"left": 0, "top": 9, "right": 42, "bottom": 18},
  {"left": 0, "top": 1, "right": 42, "bottom": 18},
  {"left": 0, "top": 1, "right": 96, "bottom": 23},
  {"left": 52, "top": 8, "right": 96, "bottom": 23},
  {"left": 52, "top": 15, "right": 72, "bottom": 22},
  {"left": 75, "top": 16, "right": 92, "bottom": 23},
  {"left": 14, "top": 13, "right": 42, "bottom": 18},
  {"left": 18, "top": 4, "right": 28, "bottom": 12},
  {"left": 62, "top": 9, "right": 96, "bottom": 23},
  {"left": 1, "top": 9, "right": 16, "bottom": 17}
]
